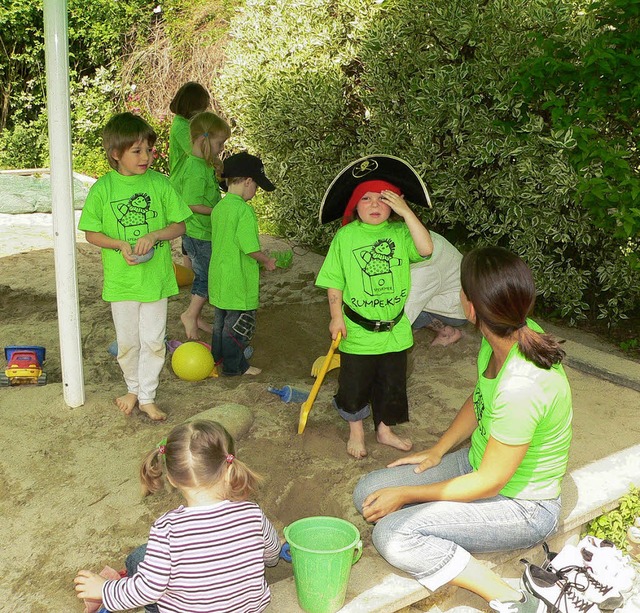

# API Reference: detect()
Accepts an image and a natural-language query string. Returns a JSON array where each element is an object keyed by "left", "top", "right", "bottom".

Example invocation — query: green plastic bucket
[{"left": 283, "top": 516, "right": 362, "bottom": 613}]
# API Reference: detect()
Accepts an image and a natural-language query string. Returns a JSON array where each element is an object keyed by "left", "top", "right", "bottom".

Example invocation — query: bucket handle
[{"left": 352, "top": 540, "right": 363, "bottom": 565}]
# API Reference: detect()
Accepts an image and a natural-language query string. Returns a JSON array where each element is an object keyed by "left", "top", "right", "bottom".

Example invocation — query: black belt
[{"left": 343, "top": 304, "right": 404, "bottom": 332}]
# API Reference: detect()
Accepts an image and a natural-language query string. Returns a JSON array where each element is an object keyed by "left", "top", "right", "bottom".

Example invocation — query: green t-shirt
[
  {"left": 78, "top": 169, "right": 192, "bottom": 302},
  {"left": 468, "top": 319, "right": 573, "bottom": 499},
  {"left": 170, "top": 154, "right": 221, "bottom": 240},
  {"left": 169, "top": 115, "right": 191, "bottom": 175},
  {"left": 208, "top": 193, "right": 261, "bottom": 310},
  {"left": 316, "top": 220, "right": 426, "bottom": 355}
]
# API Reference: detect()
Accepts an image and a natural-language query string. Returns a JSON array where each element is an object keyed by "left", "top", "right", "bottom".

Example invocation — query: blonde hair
[
  {"left": 102, "top": 112, "right": 157, "bottom": 170},
  {"left": 140, "top": 420, "right": 261, "bottom": 500},
  {"left": 189, "top": 111, "right": 231, "bottom": 178}
]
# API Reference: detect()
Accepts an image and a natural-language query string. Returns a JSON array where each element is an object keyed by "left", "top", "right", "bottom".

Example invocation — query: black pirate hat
[{"left": 319, "top": 154, "right": 432, "bottom": 224}]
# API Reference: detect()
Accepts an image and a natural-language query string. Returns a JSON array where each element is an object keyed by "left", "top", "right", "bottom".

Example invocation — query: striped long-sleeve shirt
[{"left": 102, "top": 500, "right": 281, "bottom": 613}]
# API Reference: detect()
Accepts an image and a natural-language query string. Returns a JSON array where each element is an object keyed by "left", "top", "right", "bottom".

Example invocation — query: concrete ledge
[
  {"left": 560, "top": 443, "right": 640, "bottom": 533},
  {"left": 269, "top": 444, "right": 640, "bottom": 613},
  {"left": 541, "top": 325, "right": 640, "bottom": 393},
  {"left": 269, "top": 553, "right": 428, "bottom": 613}
]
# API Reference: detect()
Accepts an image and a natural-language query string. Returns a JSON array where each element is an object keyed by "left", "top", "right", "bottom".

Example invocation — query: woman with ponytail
[
  {"left": 75, "top": 420, "right": 281, "bottom": 613},
  {"left": 352, "top": 247, "right": 572, "bottom": 613}
]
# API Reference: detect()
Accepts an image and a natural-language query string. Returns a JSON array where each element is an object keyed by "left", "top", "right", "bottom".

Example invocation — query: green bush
[
  {"left": 219, "top": 0, "right": 640, "bottom": 324},
  {"left": 516, "top": 0, "right": 640, "bottom": 241},
  {"left": 70, "top": 66, "right": 119, "bottom": 177},
  {"left": 585, "top": 486, "right": 640, "bottom": 550},
  {"left": 0, "top": 0, "right": 156, "bottom": 171},
  {"left": 0, "top": 115, "right": 49, "bottom": 169}
]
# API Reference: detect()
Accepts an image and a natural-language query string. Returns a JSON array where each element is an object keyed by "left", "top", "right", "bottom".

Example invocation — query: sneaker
[
  {"left": 521, "top": 559, "right": 596, "bottom": 613},
  {"left": 541, "top": 543, "right": 623, "bottom": 610},
  {"left": 489, "top": 590, "right": 546, "bottom": 613},
  {"left": 628, "top": 525, "right": 640, "bottom": 544},
  {"left": 578, "top": 536, "right": 636, "bottom": 593}
]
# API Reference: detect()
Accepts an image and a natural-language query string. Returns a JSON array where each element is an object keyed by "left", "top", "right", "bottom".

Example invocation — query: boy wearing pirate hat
[{"left": 316, "top": 155, "right": 433, "bottom": 459}]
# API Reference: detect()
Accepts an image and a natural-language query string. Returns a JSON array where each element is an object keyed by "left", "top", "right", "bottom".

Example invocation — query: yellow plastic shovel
[
  {"left": 310, "top": 353, "right": 341, "bottom": 377},
  {"left": 298, "top": 332, "right": 342, "bottom": 434}
]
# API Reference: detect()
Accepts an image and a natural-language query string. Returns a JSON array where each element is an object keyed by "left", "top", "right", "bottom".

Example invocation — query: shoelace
[
  {"left": 556, "top": 564, "right": 613, "bottom": 597},
  {"left": 553, "top": 575, "right": 595, "bottom": 613},
  {"left": 521, "top": 557, "right": 595, "bottom": 613}
]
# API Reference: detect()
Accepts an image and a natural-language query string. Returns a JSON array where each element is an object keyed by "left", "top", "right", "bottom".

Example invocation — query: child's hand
[
  {"left": 134, "top": 232, "right": 157, "bottom": 256},
  {"left": 119, "top": 241, "right": 138, "bottom": 266},
  {"left": 329, "top": 317, "right": 347, "bottom": 340},
  {"left": 74, "top": 569, "right": 107, "bottom": 601},
  {"left": 263, "top": 257, "right": 277, "bottom": 272},
  {"left": 381, "top": 190, "right": 411, "bottom": 218}
]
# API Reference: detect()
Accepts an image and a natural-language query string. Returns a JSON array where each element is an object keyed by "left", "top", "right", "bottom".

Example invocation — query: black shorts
[{"left": 334, "top": 350, "right": 408, "bottom": 428}]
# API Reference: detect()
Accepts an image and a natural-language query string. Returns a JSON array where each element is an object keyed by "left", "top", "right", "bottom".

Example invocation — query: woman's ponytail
[{"left": 516, "top": 327, "right": 566, "bottom": 369}]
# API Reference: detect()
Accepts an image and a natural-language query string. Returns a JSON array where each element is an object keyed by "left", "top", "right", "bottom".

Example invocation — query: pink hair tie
[
  {"left": 225, "top": 454, "right": 235, "bottom": 464},
  {"left": 157, "top": 437, "right": 168, "bottom": 456}
]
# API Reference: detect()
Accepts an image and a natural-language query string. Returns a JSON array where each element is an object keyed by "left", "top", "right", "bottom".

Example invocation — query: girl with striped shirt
[{"left": 75, "top": 420, "right": 281, "bottom": 613}]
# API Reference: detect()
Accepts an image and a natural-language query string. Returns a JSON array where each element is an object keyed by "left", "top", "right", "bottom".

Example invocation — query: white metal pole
[{"left": 43, "top": 0, "right": 85, "bottom": 407}]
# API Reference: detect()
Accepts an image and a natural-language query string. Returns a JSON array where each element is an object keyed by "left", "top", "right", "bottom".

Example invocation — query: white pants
[{"left": 111, "top": 299, "right": 167, "bottom": 405}]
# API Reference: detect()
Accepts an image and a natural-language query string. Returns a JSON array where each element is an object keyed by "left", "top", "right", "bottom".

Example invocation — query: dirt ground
[{"left": 1, "top": 237, "right": 639, "bottom": 613}]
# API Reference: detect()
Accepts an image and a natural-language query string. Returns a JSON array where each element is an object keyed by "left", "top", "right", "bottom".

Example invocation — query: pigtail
[
  {"left": 516, "top": 327, "right": 566, "bottom": 370},
  {"left": 139, "top": 446, "right": 167, "bottom": 497},
  {"left": 225, "top": 457, "right": 263, "bottom": 501},
  {"left": 189, "top": 112, "right": 231, "bottom": 181},
  {"left": 199, "top": 137, "right": 225, "bottom": 180}
]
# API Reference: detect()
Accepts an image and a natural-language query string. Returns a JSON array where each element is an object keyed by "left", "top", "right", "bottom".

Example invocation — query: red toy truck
[{"left": 1, "top": 346, "right": 47, "bottom": 386}]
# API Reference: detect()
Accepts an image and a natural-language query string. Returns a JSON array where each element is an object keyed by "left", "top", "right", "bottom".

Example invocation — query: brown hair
[
  {"left": 189, "top": 111, "right": 231, "bottom": 178},
  {"left": 461, "top": 246, "right": 565, "bottom": 369},
  {"left": 102, "top": 112, "right": 157, "bottom": 170},
  {"left": 140, "top": 420, "right": 261, "bottom": 501},
  {"left": 169, "top": 82, "right": 211, "bottom": 119}
]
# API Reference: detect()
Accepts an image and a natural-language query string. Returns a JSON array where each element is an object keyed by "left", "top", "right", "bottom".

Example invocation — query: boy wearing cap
[{"left": 208, "top": 152, "right": 276, "bottom": 376}]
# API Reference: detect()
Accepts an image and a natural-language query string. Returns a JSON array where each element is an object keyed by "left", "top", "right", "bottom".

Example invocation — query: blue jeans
[
  {"left": 182, "top": 235, "right": 211, "bottom": 298},
  {"left": 125, "top": 544, "right": 159, "bottom": 613},
  {"left": 412, "top": 311, "right": 467, "bottom": 330},
  {"left": 353, "top": 448, "right": 561, "bottom": 591},
  {"left": 212, "top": 308, "right": 256, "bottom": 375}
]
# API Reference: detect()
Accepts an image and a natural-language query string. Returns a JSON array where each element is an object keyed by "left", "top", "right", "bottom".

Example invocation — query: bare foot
[
  {"left": 347, "top": 421, "right": 367, "bottom": 459},
  {"left": 376, "top": 423, "right": 412, "bottom": 452},
  {"left": 115, "top": 392, "right": 138, "bottom": 415},
  {"left": 430, "top": 325, "right": 462, "bottom": 347},
  {"left": 139, "top": 403, "right": 167, "bottom": 421},
  {"left": 243, "top": 366, "right": 262, "bottom": 375},
  {"left": 197, "top": 317, "right": 212, "bottom": 335},
  {"left": 180, "top": 312, "right": 199, "bottom": 340}
]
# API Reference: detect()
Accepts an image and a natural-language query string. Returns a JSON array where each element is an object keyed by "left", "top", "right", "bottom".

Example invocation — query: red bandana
[{"left": 342, "top": 180, "right": 402, "bottom": 225}]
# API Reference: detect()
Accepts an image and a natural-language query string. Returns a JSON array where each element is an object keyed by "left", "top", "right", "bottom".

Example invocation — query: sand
[{"left": 1, "top": 235, "right": 639, "bottom": 613}]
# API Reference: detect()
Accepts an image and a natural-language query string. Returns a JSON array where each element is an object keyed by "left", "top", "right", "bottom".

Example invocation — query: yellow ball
[{"left": 171, "top": 342, "right": 215, "bottom": 381}]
